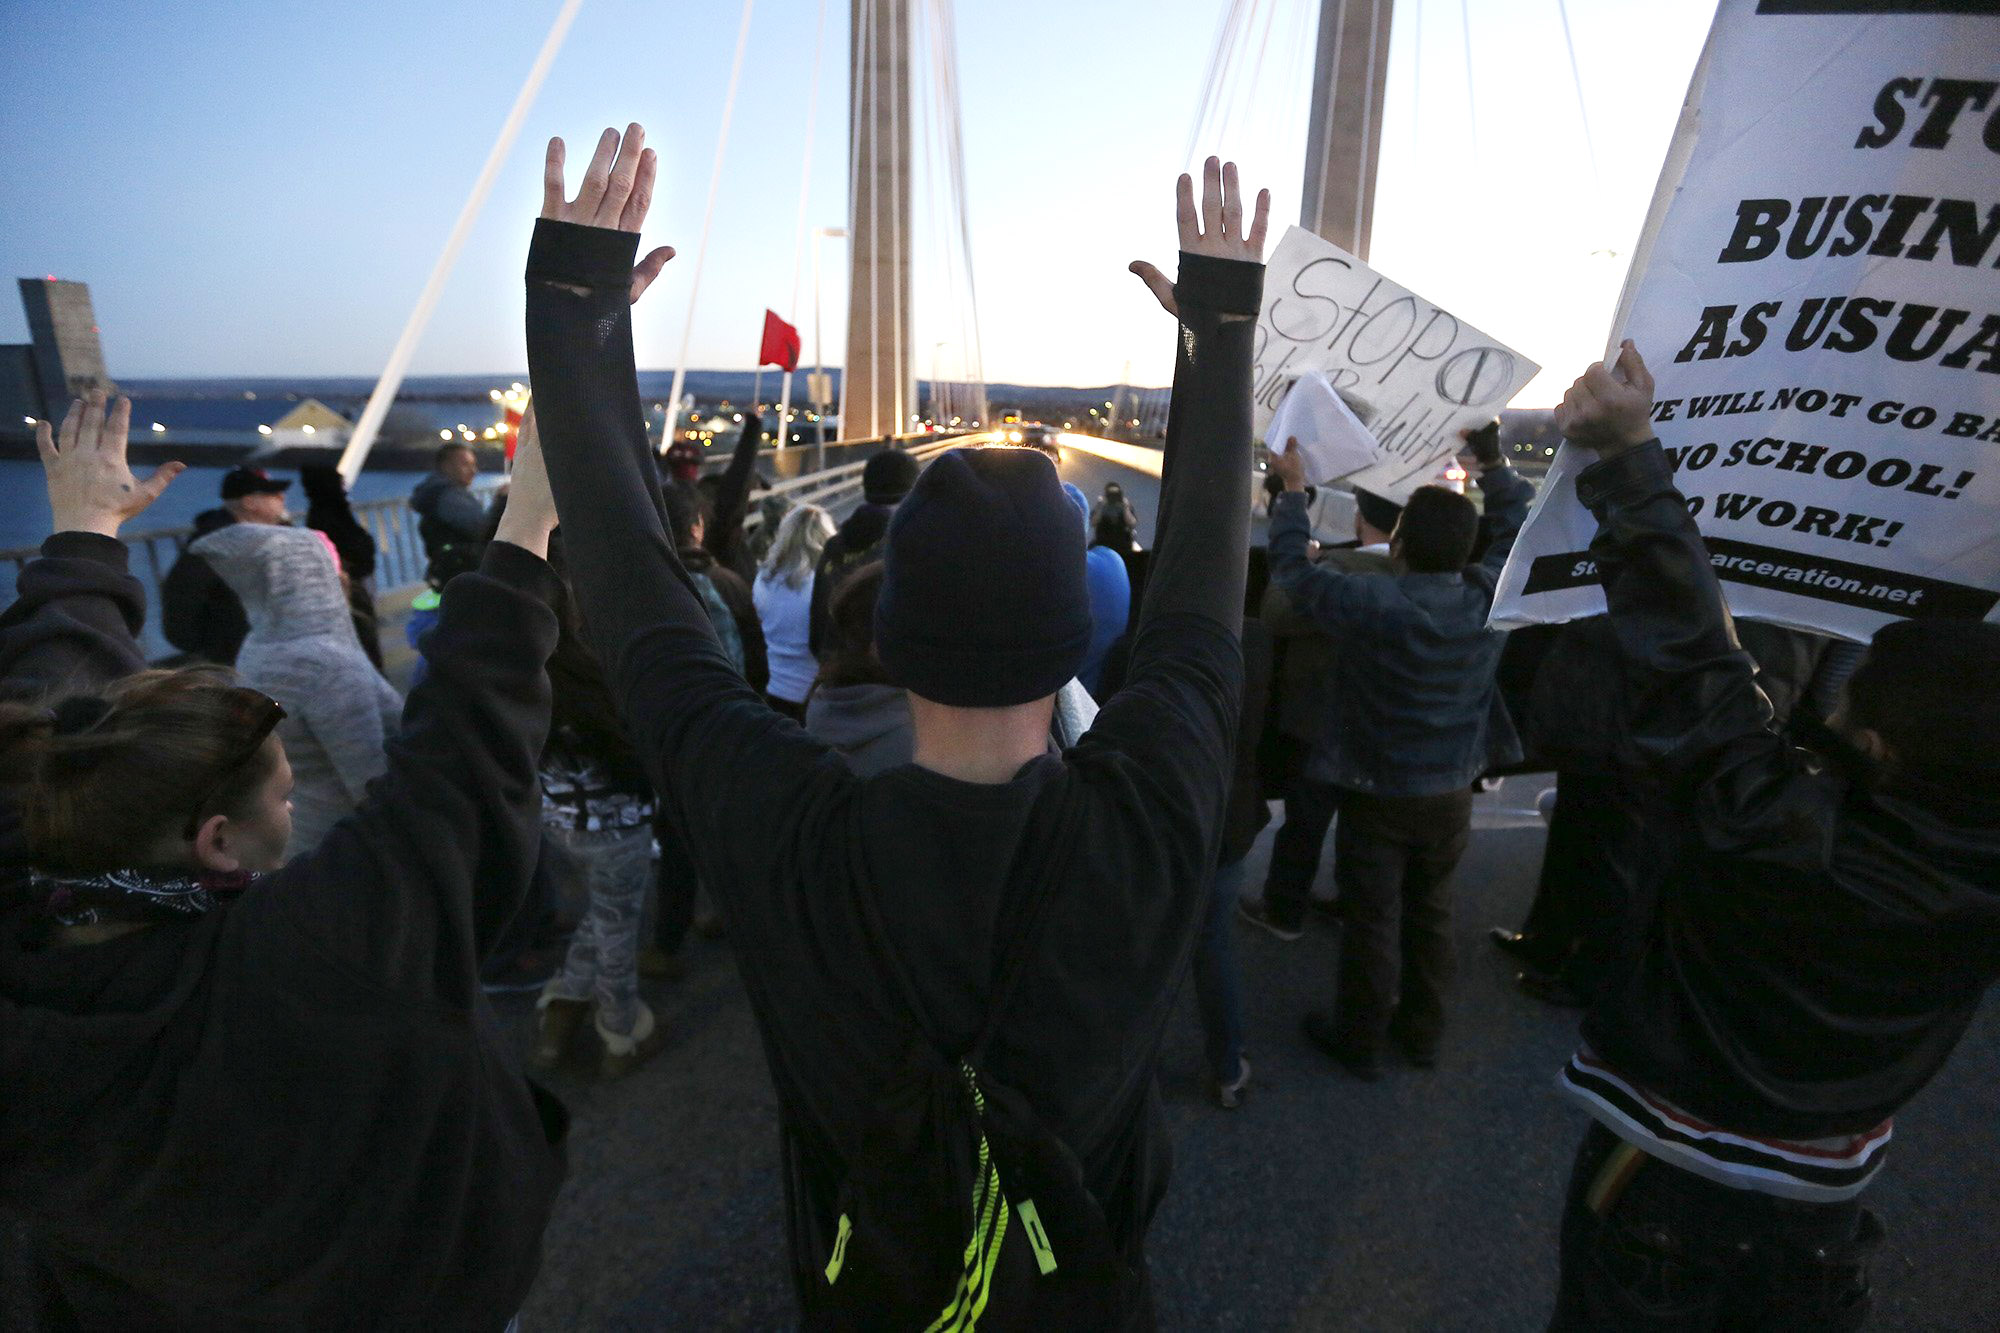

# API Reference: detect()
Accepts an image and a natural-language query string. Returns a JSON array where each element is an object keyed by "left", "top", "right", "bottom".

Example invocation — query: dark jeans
[
  {"left": 1551, "top": 1124, "right": 1881, "bottom": 1330},
  {"left": 1328, "top": 787, "right": 1472, "bottom": 1056},
  {"left": 1261, "top": 777, "right": 1343, "bottom": 927},
  {"left": 653, "top": 811, "right": 699, "bottom": 955},
  {"left": 1520, "top": 770, "right": 1664, "bottom": 995},
  {"left": 1192, "top": 857, "right": 1247, "bottom": 1083},
  {"left": 479, "top": 835, "right": 568, "bottom": 983}
]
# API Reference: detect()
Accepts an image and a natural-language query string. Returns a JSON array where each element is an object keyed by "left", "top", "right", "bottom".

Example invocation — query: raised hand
[
  {"left": 1270, "top": 437, "right": 1308, "bottom": 492},
  {"left": 1456, "top": 419, "right": 1504, "bottom": 473},
  {"left": 541, "top": 124, "right": 675, "bottom": 302},
  {"left": 493, "top": 406, "right": 557, "bottom": 559},
  {"left": 37, "top": 393, "right": 183, "bottom": 538},
  {"left": 1554, "top": 341, "right": 1657, "bottom": 457},
  {"left": 1130, "top": 157, "right": 1272, "bottom": 318}
]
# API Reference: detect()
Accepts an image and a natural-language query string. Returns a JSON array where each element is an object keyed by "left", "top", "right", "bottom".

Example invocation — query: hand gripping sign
[
  {"left": 1265, "top": 370, "right": 1387, "bottom": 487},
  {"left": 1491, "top": 0, "right": 2000, "bottom": 641},
  {"left": 1251, "top": 225, "right": 1539, "bottom": 502}
]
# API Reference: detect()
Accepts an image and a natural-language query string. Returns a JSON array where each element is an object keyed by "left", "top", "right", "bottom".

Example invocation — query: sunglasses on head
[{"left": 182, "top": 691, "right": 287, "bottom": 841}]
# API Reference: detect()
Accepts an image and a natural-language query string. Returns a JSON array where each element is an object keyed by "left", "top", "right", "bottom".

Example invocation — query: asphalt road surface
[{"left": 508, "top": 778, "right": 2000, "bottom": 1330}]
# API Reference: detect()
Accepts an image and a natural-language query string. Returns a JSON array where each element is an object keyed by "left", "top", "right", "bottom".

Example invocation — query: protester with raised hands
[
  {"left": 526, "top": 123, "right": 1265, "bottom": 1326},
  {"left": 1262, "top": 393, "right": 1534, "bottom": 1080},
  {"left": 0, "top": 392, "right": 572, "bottom": 1328},
  {"left": 1541, "top": 342, "right": 2000, "bottom": 1328}
]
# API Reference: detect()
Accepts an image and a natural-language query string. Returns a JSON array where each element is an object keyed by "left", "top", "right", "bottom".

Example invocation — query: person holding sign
[
  {"left": 1263, "top": 422, "right": 1533, "bottom": 1077},
  {"left": 1542, "top": 343, "right": 2000, "bottom": 1329}
]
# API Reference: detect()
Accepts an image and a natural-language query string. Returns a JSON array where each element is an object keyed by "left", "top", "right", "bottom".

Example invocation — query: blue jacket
[
  {"left": 1080, "top": 546, "right": 1132, "bottom": 696},
  {"left": 1268, "top": 465, "right": 1534, "bottom": 796}
]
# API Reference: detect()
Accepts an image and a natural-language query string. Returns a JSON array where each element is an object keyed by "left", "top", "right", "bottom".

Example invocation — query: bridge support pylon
[{"left": 842, "top": 0, "right": 916, "bottom": 439}]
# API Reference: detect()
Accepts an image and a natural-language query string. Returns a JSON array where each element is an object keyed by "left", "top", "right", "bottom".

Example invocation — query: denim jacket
[{"left": 1267, "top": 465, "right": 1534, "bottom": 796}]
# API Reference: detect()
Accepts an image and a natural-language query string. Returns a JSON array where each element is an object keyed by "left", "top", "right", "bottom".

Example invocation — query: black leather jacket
[{"left": 1575, "top": 442, "right": 2000, "bottom": 1139}]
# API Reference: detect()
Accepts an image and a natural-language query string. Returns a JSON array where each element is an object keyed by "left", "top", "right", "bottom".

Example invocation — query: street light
[
  {"left": 932, "top": 341, "right": 950, "bottom": 427},
  {"left": 813, "top": 226, "right": 847, "bottom": 471}
]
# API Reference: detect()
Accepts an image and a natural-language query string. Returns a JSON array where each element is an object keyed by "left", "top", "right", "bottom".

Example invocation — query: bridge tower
[
  {"left": 1300, "top": 0, "right": 1394, "bottom": 258},
  {"left": 842, "top": 0, "right": 916, "bottom": 439}
]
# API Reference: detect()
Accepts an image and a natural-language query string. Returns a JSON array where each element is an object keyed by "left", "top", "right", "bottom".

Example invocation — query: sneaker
[
  {"left": 528, "top": 995, "right": 590, "bottom": 1073},
  {"left": 1212, "top": 1056, "right": 1252, "bottom": 1110},
  {"left": 597, "top": 1001, "right": 668, "bottom": 1080},
  {"left": 480, "top": 946, "right": 561, "bottom": 995},
  {"left": 1487, "top": 926, "right": 1566, "bottom": 974},
  {"left": 1302, "top": 1011, "right": 1382, "bottom": 1081},
  {"left": 1237, "top": 899, "right": 1304, "bottom": 942},
  {"left": 1387, "top": 1022, "right": 1439, "bottom": 1070},
  {"left": 1516, "top": 969, "right": 1588, "bottom": 1009}
]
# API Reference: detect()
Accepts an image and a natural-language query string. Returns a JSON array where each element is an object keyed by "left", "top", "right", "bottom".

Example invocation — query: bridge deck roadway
[{"left": 505, "top": 776, "right": 1999, "bottom": 1330}]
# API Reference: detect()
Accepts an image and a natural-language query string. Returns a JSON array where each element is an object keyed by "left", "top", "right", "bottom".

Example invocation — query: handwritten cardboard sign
[{"left": 1252, "top": 226, "right": 1539, "bottom": 501}]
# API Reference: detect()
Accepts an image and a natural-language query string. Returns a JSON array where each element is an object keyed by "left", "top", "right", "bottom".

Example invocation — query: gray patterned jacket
[{"left": 190, "top": 523, "right": 403, "bottom": 859}]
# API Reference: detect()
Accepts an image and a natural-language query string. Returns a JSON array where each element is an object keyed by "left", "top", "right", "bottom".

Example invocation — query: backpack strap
[
  {"left": 968, "top": 792, "right": 1083, "bottom": 1067},
  {"left": 849, "top": 780, "right": 1083, "bottom": 1065}
]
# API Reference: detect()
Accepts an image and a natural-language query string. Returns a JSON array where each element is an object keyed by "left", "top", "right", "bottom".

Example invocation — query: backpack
[
  {"left": 692, "top": 570, "right": 747, "bottom": 676},
  {"left": 800, "top": 802, "right": 1145, "bottom": 1330}
]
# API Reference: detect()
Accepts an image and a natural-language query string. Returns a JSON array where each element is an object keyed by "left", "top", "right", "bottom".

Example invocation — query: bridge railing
[
  {"left": 0, "top": 435, "right": 968, "bottom": 658},
  {"left": 741, "top": 434, "right": 963, "bottom": 536}
]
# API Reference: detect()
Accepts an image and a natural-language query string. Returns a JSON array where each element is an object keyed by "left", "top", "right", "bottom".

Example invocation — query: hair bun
[{"left": 49, "top": 696, "right": 115, "bottom": 736}]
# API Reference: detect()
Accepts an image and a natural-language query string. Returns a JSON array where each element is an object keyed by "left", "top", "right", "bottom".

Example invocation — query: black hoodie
[
  {"left": 806, "top": 502, "right": 893, "bottom": 658},
  {"left": 0, "top": 531, "right": 568, "bottom": 1330},
  {"left": 1572, "top": 443, "right": 2000, "bottom": 1138},
  {"left": 525, "top": 218, "right": 1256, "bottom": 1323},
  {"left": 159, "top": 507, "right": 248, "bottom": 664}
]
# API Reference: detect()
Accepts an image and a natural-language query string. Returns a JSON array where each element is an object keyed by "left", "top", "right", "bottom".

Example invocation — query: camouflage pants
[{"left": 543, "top": 823, "right": 655, "bottom": 1036}]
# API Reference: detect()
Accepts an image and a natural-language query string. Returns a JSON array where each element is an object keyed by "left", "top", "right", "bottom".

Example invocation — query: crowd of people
[{"left": 0, "top": 124, "right": 1994, "bottom": 1331}]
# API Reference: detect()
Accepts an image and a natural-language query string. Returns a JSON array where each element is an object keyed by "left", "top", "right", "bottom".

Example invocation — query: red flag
[
  {"left": 759, "top": 309, "right": 801, "bottom": 372},
  {"left": 501, "top": 402, "right": 524, "bottom": 461}
]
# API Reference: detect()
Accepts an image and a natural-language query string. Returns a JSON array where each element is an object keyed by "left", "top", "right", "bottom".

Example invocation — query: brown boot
[
  {"left": 597, "top": 1001, "right": 667, "bottom": 1080},
  {"left": 638, "top": 946, "right": 686, "bottom": 981},
  {"left": 529, "top": 993, "right": 591, "bottom": 1073}
]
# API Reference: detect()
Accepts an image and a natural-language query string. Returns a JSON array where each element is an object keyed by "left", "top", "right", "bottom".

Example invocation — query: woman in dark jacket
[
  {"left": 300, "top": 463, "right": 384, "bottom": 669},
  {"left": 0, "top": 395, "right": 567, "bottom": 1330}
]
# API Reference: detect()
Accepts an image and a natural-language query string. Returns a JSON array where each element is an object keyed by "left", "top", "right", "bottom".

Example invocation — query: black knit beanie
[
  {"left": 1847, "top": 618, "right": 2000, "bottom": 785},
  {"left": 862, "top": 448, "right": 921, "bottom": 505},
  {"left": 874, "top": 447, "right": 1090, "bottom": 707},
  {"left": 1354, "top": 487, "right": 1404, "bottom": 536}
]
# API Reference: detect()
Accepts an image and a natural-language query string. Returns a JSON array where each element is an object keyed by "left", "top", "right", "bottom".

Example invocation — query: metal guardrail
[
  {"left": 1, "top": 437, "right": 969, "bottom": 642},
  {"left": 746, "top": 436, "right": 961, "bottom": 538},
  {"left": 0, "top": 479, "right": 507, "bottom": 603}
]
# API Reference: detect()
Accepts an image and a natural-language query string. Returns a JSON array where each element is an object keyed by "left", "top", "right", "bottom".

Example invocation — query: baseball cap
[{"left": 220, "top": 466, "right": 291, "bottom": 500}]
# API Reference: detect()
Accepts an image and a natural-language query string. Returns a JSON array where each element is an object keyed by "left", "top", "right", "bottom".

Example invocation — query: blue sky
[{"left": 0, "top": 0, "right": 1713, "bottom": 402}]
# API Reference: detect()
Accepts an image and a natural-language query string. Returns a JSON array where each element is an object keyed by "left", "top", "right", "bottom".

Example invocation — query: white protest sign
[
  {"left": 1252, "top": 225, "right": 1539, "bottom": 501},
  {"left": 1266, "top": 369, "right": 1386, "bottom": 484},
  {"left": 1491, "top": 0, "right": 2000, "bottom": 640}
]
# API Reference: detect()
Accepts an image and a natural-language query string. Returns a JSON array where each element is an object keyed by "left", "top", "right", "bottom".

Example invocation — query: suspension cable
[
  {"left": 1459, "top": 0, "right": 1478, "bottom": 168},
  {"left": 666, "top": 0, "right": 758, "bottom": 447},
  {"left": 337, "top": 0, "right": 585, "bottom": 481},
  {"left": 1553, "top": 0, "right": 1600, "bottom": 183}
]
